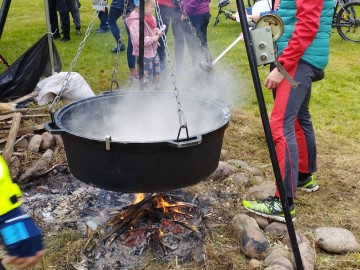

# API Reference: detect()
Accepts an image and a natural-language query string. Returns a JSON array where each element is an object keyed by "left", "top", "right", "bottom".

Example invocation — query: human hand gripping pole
[{"left": 0, "top": 207, "right": 45, "bottom": 269}]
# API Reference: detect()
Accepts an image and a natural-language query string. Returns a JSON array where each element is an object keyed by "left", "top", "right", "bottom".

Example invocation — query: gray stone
[
  {"left": 264, "top": 257, "right": 294, "bottom": 270},
  {"left": 232, "top": 173, "right": 251, "bottom": 186},
  {"left": 10, "top": 155, "right": 21, "bottom": 180},
  {"left": 36, "top": 185, "right": 49, "bottom": 193},
  {"left": 228, "top": 159, "right": 263, "bottom": 176},
  {"left": 264, "top": 222, "right": 288, "bottom": 237},
  {"left": 244, "top": 181, "right": 276, "bottom": 200},
  {"left": 290, "top": 242, "right": 315, "bottom": 270},
  {"left": 240, "top": 224, "right": 270, "bottom": 259},
  {"left": 54, "top": 135, "right": 64, "bottom": 148},
  {"left": 282, "top": 232, "right": 310, "bottom": 250},
  {"left": 220, "top": 149, "right": 230, "bottom": 161},
  {"left": 42, "top": 149, "right": 54, "bottom": 161},
  {"left": 14, "top": 137, "right": 29, "bottom": 150},
  {"left": 264, "top": 245, "right": 291, "bottom": 268},
  {"left": 28, "top": 134, "right": 43, "bottom": 152},
  {"left": 40, "top": 132, "right": 55, "bottom": 151},
  {"left": 230, "top": 214, "right": 259, "bottom": 237},
  {"left": 210, "top": 161, "right": 234, "bottom": 181},
  {"left": 245, "top": 212, "right": 270, "bottom": 229},
  {"left": 249, "top": 258, "right": 262, "bottom": 269},
  {"left": 314, "top": 227, "right": 360, "bottom": 253}
]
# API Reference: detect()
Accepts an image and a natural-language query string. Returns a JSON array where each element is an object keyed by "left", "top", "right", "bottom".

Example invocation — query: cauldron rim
[{"left": 54, "top": 91, "right": 231, "bottom": 144}]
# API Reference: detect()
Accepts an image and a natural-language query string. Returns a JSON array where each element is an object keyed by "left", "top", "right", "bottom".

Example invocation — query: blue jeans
[
  {"left": 98, "top": 7, "right": 109, "bottom": 30},
  {"left": 184, "top": 12, "right": 211, "bottom": 71},
  {"left": 108, "top": 7, "right": 122, "bottom": 43}
]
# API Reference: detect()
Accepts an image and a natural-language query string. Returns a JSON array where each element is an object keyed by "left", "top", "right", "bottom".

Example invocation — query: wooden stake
[{"left": 2, "top": 112, "right": 22, "bottom": 165}]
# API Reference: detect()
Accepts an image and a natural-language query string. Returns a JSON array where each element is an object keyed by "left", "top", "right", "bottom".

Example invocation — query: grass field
[{"left": 1, "top": 0, "right": 360, "bottom": 269}]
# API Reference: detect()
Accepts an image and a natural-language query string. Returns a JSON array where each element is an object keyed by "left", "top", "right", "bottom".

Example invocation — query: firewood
[{"left": 2, "top": 112, "right": 22, "bottom": 165}]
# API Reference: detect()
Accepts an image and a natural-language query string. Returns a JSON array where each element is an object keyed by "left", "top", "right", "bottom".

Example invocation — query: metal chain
[
  {"left": 49, "top": 6, "right": 101, "bottom": 113},
  {"left": 110, "top": 0, "right": 129, "bottom": 91},
  {"left": 155, "top": 0, "right": 188, "bottom": 135},
  {"left": 175, "top": 0, "right": 213, "bottom": 68}
]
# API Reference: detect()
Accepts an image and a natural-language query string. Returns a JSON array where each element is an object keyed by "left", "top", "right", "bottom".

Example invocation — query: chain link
[
  {"left": 155, "top": 0, "right": 188, "bottom": 133},
  {"left": 49, "top": 6, "right": 101, "bottom": 113}
]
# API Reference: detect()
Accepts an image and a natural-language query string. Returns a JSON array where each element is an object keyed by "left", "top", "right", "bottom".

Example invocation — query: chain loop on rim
[
  {"left": 49, "top": 6, "right": 101, "bottom": 114},
  {"left": 155, "top": 0, "right": 188, "bottom": 136}
]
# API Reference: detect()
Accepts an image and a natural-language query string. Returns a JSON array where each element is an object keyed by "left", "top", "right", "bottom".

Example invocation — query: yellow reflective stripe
[{"left": 0, "top": 155, "right": 22, "bottom": 215}]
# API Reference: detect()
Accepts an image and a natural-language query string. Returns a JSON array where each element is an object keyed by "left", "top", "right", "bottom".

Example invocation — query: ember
[{"left": 83, "top": 191, "right": 206, "bottom": 268}]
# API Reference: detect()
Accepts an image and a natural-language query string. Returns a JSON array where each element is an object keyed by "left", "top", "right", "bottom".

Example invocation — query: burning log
[{"left": 95, "top": 192, "right": 204, "bottom": 259}]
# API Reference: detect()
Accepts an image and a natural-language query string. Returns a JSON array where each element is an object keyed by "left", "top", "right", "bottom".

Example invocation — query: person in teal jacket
[
  {"left": 0, "top": 155, "right": 45, "bottom": 269},
  {"left": 242, "top": 0, "right": 334, "bottom": 222}
]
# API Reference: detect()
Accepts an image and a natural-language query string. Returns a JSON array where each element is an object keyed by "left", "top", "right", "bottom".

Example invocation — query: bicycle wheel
[{"left": 336, "top": 1, "right": 360, "bottom": 43}]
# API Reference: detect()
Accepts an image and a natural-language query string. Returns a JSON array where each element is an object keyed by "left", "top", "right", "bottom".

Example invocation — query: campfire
[{"left": 84, "top": 191, "right": 206, "bottom": 266}]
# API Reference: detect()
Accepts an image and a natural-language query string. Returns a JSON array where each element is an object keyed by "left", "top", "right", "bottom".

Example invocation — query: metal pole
[
  {"left": 139, "top": 0, "right": 144, "bottom": 80},
  {"left": 234, "top": 0, "right": 304, "bottom": 269},
  {"left": 0, "top": 0, "right": 12, "bottom": 39},
  {"left": 44, "top": 0, "right": 55, "bottom": 75}
]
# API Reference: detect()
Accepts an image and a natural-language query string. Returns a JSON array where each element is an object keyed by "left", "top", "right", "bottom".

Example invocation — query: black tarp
[{"left": 0, "top": 34, "right": 61, "bottom": 101}]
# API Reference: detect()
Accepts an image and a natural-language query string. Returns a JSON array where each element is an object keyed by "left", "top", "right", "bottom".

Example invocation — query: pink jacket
[{"left": 125, "top": 10, "right": 159, "bottom": 58}]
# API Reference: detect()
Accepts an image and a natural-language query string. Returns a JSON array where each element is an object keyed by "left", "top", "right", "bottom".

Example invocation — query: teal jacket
[{"left": 276, "top": 0, "right": 334, "bottom": 70}]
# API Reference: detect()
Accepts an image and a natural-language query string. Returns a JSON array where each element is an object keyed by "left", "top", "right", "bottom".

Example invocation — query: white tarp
[{"left": 35, "top": 72, "right": 95, "bottom": 105}]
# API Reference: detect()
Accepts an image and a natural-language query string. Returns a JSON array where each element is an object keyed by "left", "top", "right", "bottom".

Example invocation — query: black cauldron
[{"left": 45, "top": 91, "right": 230, "bottom": 192}]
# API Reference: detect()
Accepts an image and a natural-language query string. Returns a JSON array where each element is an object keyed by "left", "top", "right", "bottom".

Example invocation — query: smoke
[{"left": 61, "top": 38, "right": 251, "bottom": 143}]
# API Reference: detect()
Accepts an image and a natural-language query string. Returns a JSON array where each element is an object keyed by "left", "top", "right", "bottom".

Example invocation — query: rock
[
  {"left": 230, "top": 214, "right": 260, "bottom": 237},
  {"left": 264, "top": 222, "right": 288, "bottom": 237},
  {"left": 249, "top": 258, "right": 262, "bottom": 269},
  {"left": 245, "top": 212, "right": 270, "bottom": 229},
  {"left": 14, "top": 137, "right": 29, "bottom": 150},
  {"left": 40, "top": 132, "right": 55, "bottom": 151},
  {"left": 290, "top": 242, "right": 315, "bottom": 270},
  {"left": 244, "top": 181, "right": 276, "bottom": 200},
  {"left": 314, "top": 227, "right": 360, "bottom": 253},
  {"left": 264, "top": 246, "right": 291, "bottom": 268},
  {"left": 232, "top": 173, "right": 251, "bottom": 187},
  {"left": 282, "top": 233, "right": 310, "bottom": 250},
  {"left": 10, "top": 156, "right": 21, "bottom": 180},
  {"left": 50, "top": 189, "right": 60, "bottom": 194},
  {"left": 18, "top": 149, "right": 54, "bottom": 184},
  {"left": 228, "top": 159, "right": 264, "bottom": 177},
  {"left": 54, "top": 135, "right": 64, "bottom": 148},
  {"left": 240, "top": 225, "right": 270, "bottom": 259},
  {"left": 28, "top": 134, "right": 43, "bottom": 152},
  {"left": 220, "top": 149, "right": 230, "bottom": 161},
  {"left": 36, "top": 185, "right": 49, "bottom": 193},
  {"left": 264, "top": 257, "right": 294, "bottom": 270},
  {"left": 210, "top": 161, "right": 234, "bottom": 181}
]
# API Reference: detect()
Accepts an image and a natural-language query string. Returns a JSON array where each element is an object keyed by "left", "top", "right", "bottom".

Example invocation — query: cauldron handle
[
  {"left": 166, "top": 135, "right": 202, "bottom": 148},
  {"left": 44, "top": 121, "right": 64, "bottom": 135}
]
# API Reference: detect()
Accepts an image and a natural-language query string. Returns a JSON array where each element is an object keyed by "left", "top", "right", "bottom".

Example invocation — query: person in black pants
[{"left": 48, "top": 0, "right": 61, "bottom": 39}]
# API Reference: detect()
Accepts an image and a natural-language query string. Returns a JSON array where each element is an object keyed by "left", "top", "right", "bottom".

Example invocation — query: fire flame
[
  {"left": 133, "top": 193, "right": 145, "bottom": 204},
  {"left": 155, "top": 197, "right": 186, "bottom": 213}
]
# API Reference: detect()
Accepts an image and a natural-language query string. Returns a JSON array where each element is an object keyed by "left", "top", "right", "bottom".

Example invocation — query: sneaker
[
  {"left": 129, "top": 73, "right": 139, "bottom": 81},
  {"left": 110, "top": 43, "right": 126, "bottom": 53},
  {"left": 297, "top": 175, "right": 319, "bottom": 192},
  {"left": 60, "top": 37, "right": 70, "bottom": 42},
  {"left": 76, "top": 29, "right": 82, "bottom": 36},
  {"left": 95, "top": 28, "right": 109, "bottom": 33},
  {"left": 242, "top": 196, "right": 295, "bottom": 223}
]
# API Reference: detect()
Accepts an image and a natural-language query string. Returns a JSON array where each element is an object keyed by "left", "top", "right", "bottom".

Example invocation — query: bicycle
[
  {"left": 214, "top": 0, "right": 238, "bottom": 27},
  {"left": 333, "top": 0, "right": 360, "bottom": 43}
]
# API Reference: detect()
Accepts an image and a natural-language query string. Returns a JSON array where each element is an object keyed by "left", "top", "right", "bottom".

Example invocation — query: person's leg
[
  {"left": 295, "top": 63, "right": 319, "bottom": 192},
  {"left": 108, "top": 7, "right": 125, "bottom": 52},
  {"left": 126, "top": 25, "right": 138, "bottom": 79},
  {"left": 48, "top": 0, "right": 60, "bottom": 38},
  {"left": 98, "top": 7, "right": 109, "bottom": 31},
  {"left": 142, "top": 57, "right": 152, "bottom": 88},
  {"left": 153, "top": 54, "right": 161, "bottom": 89},
  {"left": 156, "top": 5, "right": 171, "bottom": 70},
  {"left": 170, "top": 7, "right": 185, "bottom": 70},
  {"left": 59, "top": 11, "right": 71, "bottom": 41}
]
